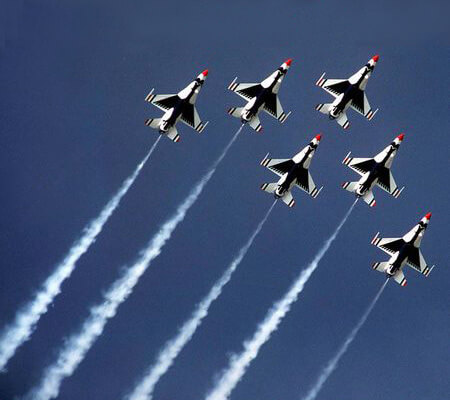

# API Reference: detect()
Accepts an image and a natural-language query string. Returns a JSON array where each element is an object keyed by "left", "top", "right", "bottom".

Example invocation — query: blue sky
[{"left": 0, "top": 1, "right": 448, "bottom": 399}]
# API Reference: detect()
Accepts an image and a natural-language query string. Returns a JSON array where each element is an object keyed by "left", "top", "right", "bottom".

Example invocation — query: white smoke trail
[
  {"left": 126, "top": 200, "right": 277, "bottom": 400},
  {"left": 0, "top": 137, "right": 161, "bottom": 372},
  {"left": 301, "top": 278, "right": 389, "bottom": 400},
  {"left": 205, "top": 199, "right": 358, "bottom": 400},
  {"left": 25, "top": 127, "right": 242, "bottom": 400}
]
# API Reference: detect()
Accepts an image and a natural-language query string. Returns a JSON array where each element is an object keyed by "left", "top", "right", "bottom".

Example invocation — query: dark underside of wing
[
  {"left": 181, "top": 103, "right": 195, "bottom": 126},
  {"left": 237, "top": 84, "right": 262, "bottom": 99},
  {"left": 295, "top": 168, "right": 309, "bottom": 191},
  {"left": 352, "top": 159, "right": 376, "bottom": 175},
  {"left": 351, "top": 89, "right": 365, "bottom": 114},
  {"left": 380, "top": 239, "right": 404, "bottom": 254},
  {"left": 377, "top": 167, "right": 391, "bottom": 192},
  {"left": 325, "top": 80, "right": 351, "bottom": 96},
  {"left": 270, "top": 160, "right": 295, "bottom": 175},
  {"left": 407, "top": 248, "right": 422, "bottom": 272},
  {"left": 264, "top": 93, "right": 277, "bottom": 117},
  {"left": 154, "top": 95, "right": 179, "bottom": 110}
]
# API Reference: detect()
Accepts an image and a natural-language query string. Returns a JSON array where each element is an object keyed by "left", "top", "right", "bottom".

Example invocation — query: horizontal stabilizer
[
  {"left": 372, "top": 261, "right": 389, "bottom": 273},
  {"left": 144, "top": 118, "right": 161, "bottom": 130},
  {"left": 248, "top": 115, "right": 263, "bottom": 132},
  {"left": 341, "top": 181, "right": 358, "bottom": 193},
  {"left": 392, "top": 270, "right": 407, "bottom": 287},
  {"left": 336, "top": 112, "right": 350, "bottom": 130},
  {"left": 227, "top": 107, "right": 243, "bottom": 118},
  {"left": 260, "top": 183, "right": 277, "bottom": 194},
  {"left": 315, "top": 103, "right": 331, "bottom": 115},
  {"left": 281, "top": 191, "right": 295, "bottom": 208},
  {"left": 166, "top": 127, "right": 180, "bottom": 143},
  {"left": 362, "top": 190, "right": 376, "bottom": 207}
]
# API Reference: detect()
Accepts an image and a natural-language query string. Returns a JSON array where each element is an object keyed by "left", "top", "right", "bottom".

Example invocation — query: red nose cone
[
  {"left": 397, "top": 133, "right": 405, "bottom": 141},
  {"left": 315, "top": 134, "right": 322, "bottom": 141},
  {"left": 372, "top": 54, "right": 379, "bottom": 62},
  {"left": 285, "top": 58, "right": 293, "bottom": 66},
  {"left": 424, "top": 212, "right": 432, "bottom": 220},
  {"left": 201, "top": 69, "right": 208, "bottom": 77}
]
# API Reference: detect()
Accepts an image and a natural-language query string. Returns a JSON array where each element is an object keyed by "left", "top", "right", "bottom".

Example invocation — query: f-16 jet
[
  {"left": 315, "top": 55, "right": 380, "bottom": 130},
  {"left": 260, "top": 134, "right": 323, "bottom": 207},
  {"left": 341, "top": 134, "right": 405, "bottom": 207},
  {"left": 371, "top": 213, "right": 435, "bottom": 287},
  {"left": 227, "top": 60, "right": 293, "bottom": 132},
  {"left": 144, "top": 70, "right": 209, "bottom": 142}
]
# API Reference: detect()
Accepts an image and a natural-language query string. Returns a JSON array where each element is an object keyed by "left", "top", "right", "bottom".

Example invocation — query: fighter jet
[
  {"left": 227, "top": 60, "right": 293, "bottom": 132},
  {"left": 371, "top": 213, "right": 435, "bottom": 287},
  {"left": 341, "top": 134, "right": 405, "bottom": 207},
  {"left": 315, "top": 55, "right": 380, "bottom": 130},
  {"left": 260, "top": 134, "right": 323, "bottom": 207},
  {"left": 144, "top": 70, "right": 209, "bottom": 142}
]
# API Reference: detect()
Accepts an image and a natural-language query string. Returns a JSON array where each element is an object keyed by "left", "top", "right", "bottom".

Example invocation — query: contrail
[
  {"left": 0, "top": 137, "right": 161, "bottom": 372},
  {"left": 125, "top": 200, "right": 277, "bottom": 400},
  {"left": 205, "top": 199, "right": 358, "bottom": 400},
  {"left": 25, "top": 127, "right": 242, "bottom": 400},
  {"left": 301, "top": 278, "right": 389, "bottom": 400}
]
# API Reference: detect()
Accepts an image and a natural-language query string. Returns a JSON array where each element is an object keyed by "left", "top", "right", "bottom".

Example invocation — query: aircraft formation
[
  {"left": 143, "top": 55, "right": 434, "bottom": 288},
  {"left": 0, "top": 54, "right": 437, "bottom": 400}
]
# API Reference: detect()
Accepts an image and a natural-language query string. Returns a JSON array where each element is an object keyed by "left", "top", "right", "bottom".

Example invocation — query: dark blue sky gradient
[{"left": 0, "top": 1, "right": 448, "bottom": 399}]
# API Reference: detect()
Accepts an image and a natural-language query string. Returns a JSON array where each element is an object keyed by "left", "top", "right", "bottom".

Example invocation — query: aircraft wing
[
  {"left": 260, "top": 157, "right": 294, "bottom": 177},
  {"left": 145, "top": 92, "right": 178, "bottom": 112},
  {"left": 228, "top": 78, "right": 262, "bottom": 100},
  {"left": 376, "top": 168, "right": 404, "bottom": 198},
  {"left": 295, "top": 168, "right": 322, "bottom": 198},
  {"left": 262, "top": 94, "right": 291, "bottom": 123},
  {"left": 180, "top": 104, "right": 208, "bottom": 133},
  {"left": 371, "top": 234, "right": 404, "bottom": 255},
  {"left": 316, "top": 74, "right": 351, "bottom": 98},
  {"left": 342, "top": 152, "right": 376, "bottom": 176},
  {"left": 406, "top": 249, "right": 434, "bottom": 277},
  {"left": 350, "top": 91, "right": 378, "bottom": 120}
]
